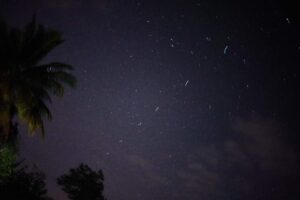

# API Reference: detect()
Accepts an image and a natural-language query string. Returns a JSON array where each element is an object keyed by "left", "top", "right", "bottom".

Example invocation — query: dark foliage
[
  {"left": 0, "top": 164, "right": 52, "bottom": 200},
  {"left": 57, "top": 163, "right": 106, "bottom": 200}
]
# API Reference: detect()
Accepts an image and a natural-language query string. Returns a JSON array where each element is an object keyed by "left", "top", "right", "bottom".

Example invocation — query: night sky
[{"left": 1, "top": 0, "right": 300, "bottom": 199}]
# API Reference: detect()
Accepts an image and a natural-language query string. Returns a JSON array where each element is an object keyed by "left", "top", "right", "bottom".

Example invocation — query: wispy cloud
[
  {"left": 175, "top": 114, "right": 300, "bottom": 199},
  {"left": 126, "top": 154, "right": 170, "bottom": 186}
]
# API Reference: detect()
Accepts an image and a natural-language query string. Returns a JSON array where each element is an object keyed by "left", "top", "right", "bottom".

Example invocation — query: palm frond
[
  {"left": 26, "top": 62, "right": 74, "bottom": 73},
  {"left": 21, "top": 62, "right": 76, "bottom": 96},
  {"left": 14, "top": 76, "right": 53, "bottom": 104},
  {"left": 22, "top": 25, "right": 63, "bottom": 67},
  {"left": 16, "top": 97, "right": 52, "bottom": 137},
  {"left": 52, "top": 71, "right": 77, "bottom": 88}
]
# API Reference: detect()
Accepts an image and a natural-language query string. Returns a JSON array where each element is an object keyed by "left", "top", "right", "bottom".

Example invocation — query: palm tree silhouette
[{"left": 0, "top": 16, "right": 76, "bottom": 142}]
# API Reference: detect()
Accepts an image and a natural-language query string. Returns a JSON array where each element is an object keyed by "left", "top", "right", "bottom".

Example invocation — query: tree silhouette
[
  {"left": 57, "top": 163, "right": 106, "bottom": 200},
  {"left": 0, "top": 162, "right": 52, "bottom": 200},
  {"left": 0, "top": 16, "right": 76, "bottom": 142}
]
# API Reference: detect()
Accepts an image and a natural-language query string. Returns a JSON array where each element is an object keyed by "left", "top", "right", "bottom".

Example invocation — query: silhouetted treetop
[
  {"left": 0, "top": 161, "right": 52, "bottom": 200},
  {"left": 57, "top": 163, "right": 106, "bottom": 200}
]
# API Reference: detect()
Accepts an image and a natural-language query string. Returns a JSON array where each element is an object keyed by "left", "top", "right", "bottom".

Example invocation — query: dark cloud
[{"left": 175, "top": 114, "right": 300, "bottom": 199}]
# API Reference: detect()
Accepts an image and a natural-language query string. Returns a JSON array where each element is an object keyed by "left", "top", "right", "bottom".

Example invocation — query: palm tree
[{"left": 0, "top": 16, "right": 76, "bottom": 142}]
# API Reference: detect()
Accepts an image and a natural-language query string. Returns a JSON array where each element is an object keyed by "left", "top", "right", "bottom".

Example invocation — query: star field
[{"left": 1, "top": 0, "right": 299, "bottom": 199}]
